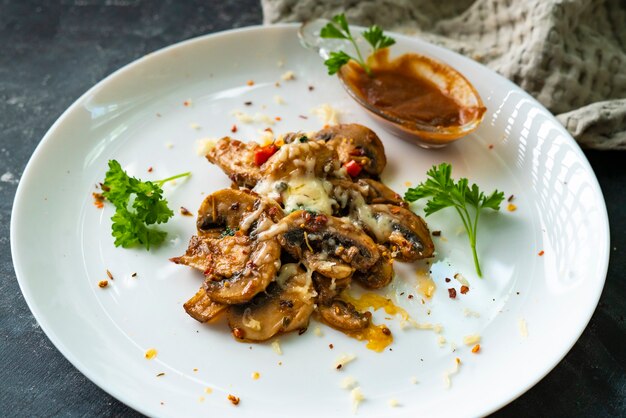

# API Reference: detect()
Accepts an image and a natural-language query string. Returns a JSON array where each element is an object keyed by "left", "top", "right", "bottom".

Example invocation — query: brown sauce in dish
[{"left": 341, "top": 49, "right": 483, "bottom": 129}]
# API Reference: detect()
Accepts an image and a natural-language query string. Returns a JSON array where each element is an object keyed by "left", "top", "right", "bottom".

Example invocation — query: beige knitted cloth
[{"left": 262, "top": 0, "right": 626, "bottom": 150}]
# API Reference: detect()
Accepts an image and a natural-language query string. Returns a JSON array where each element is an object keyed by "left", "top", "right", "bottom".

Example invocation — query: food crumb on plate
[
  {"left": 165, "top": 142, "right": 173, "bottom": 149},
  {"left": 205, "top": 387, "right": 212, "bottom": 394},
  {"left": 388, "top": 398, "right": 400, "bottom": 407},
  {"left": 227, "top": 394, "right": 240, "bottom": 406},
  {"left": 351, "top": 387, "right": 364, "bottom": 413},
  {"left": 145, "top": 348, "right": 157, "bottom": 360},
  {"left": 334, "top": 353, "right": 356, "bottom": 370},
  {"left": 463, "top": 308, "right": 481, "bottom": 318},
  {"left": 519, "top": 318, "right": 528, "bottom": 338},
  {"left": 463, "top": 334, "right": 481, "bottom": 346},
  {"left": 443, "top": 357, "right": 461, "bottom": 389},
  {"left": 252, "top": 371, "right": 260, "bottom": 380},
  {"left": 310, "top": 103, "right": 341, "bottom": 125},
  {"left": 314, "top": 325, "right": 323, "bottom": 337},
  {"left": 195, "top": 138, "right": 218, "bottom": 156},
  {"left": 156, "top": 372, "right": 165, "bottom": 377},
  {"left": 271, "top": 339, "right": 282, "bottom": 355},
  {"left": 410, "top": 376, "right": 418, "bottom": 384},
  {"left": 198, "top": 396, "right": 205, "bottom": 402},
  {"left": 189, "top": 123, "right": 201, "bottom": 130},
  {"left": 98, "top": 280, "right": 108, "bottom": 288},
  {"left": 437, "top": 335, "right": 447, "bottom": 347},
  {"left": 273, "top": 95, "right": 285, "bottom": 104},
  {"left": 281, "top": 70, "right": 295, "bottom": 80},
  {"left": 471, "top": 344, "right": 481, "bottom": 353},
  {"left": 340, "top": 376, "right": 358, "bottom": 389},
  {"left": 180, "top": 207, "right": 192, "bottom": 216},
  {"left": 507, "top": 203, "right": 517, "bottom": 212},
  {"left": 538, "top": 250, "right": 545, "bottom": 256}
]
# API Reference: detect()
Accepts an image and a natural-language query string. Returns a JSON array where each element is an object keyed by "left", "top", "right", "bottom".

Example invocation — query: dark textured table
[{"left": 1, "top": 1, "right": 624, "bottom": 416}]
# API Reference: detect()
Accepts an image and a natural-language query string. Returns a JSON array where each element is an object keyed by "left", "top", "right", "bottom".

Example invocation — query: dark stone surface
[{"left": 0, "top": 1, "right": 623, "bottom": 416}]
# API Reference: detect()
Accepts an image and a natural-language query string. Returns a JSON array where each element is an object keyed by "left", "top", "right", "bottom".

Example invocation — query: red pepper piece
[{"left": 254, "top": 144, "right": 278, "bottom": 166}]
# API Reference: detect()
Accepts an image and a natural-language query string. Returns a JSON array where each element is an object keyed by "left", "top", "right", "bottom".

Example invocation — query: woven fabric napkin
[{"left": 262, "top": 0, "right": 626, "bottom": 150}]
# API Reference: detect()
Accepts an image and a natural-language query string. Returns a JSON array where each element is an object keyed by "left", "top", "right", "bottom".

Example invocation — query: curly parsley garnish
[
  {"left": 404, "top": 163, "right": 504, "bottom": 277},
  {"left": 320, "top": 13, "right": 395, "bottom": 75},
  {"left": 101, "top": 160, "right": 190, "bottom": 250}
]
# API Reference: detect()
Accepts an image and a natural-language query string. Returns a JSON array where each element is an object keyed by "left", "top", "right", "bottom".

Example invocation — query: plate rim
[{"left": 10, "top": 23, "right": 611, "bottom": 417}]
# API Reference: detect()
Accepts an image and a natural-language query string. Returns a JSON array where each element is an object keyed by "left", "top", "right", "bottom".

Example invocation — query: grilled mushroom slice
[
  {"left": 273, "top": 210, "right": 380, "bottom": 272},
  {"left": 184, "top": 287, "right": 228, "bottom": 323},
  {"left": 206, "top": 137, "right": 263, "bottom": 188},
  {"left": 317, "top": 299, "right": 371, "bottom": 331},
  {"left": 259, "top": 139, "right": 339, "bottom": 180},
  {"left": 228, "top": 264, "right": 315, "bottom": 342},
  {"left": 331, "top": 178, "right": 407, "bottom": 210},
  {"left": 311, "top": 123, "right": 386, "bottom": 176},
  {"left": 365, "top": 204, "right": 435, "bottom": 261},
  {"left": 352, "top": 245, "right": 394, "bottom": 289},
  {"left": 312, "top": 273, "right": 352, "bottom": 305},
  {"left": 196, "top": 188, "right": 282, "bottom": 236}
]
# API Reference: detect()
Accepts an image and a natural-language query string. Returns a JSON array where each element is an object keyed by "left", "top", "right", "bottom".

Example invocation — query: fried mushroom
[
  {"left": 206, "top": 137, "right": 263, "bottom": 188},
  {"left": 228, "top": 264, "right": 315, "bottom": 342},
  {"left": 317, "top": 299, "right": 371, "bottom": 331},
  {"left": 183, "top": 287, "right": 228, "bottom": 323}
]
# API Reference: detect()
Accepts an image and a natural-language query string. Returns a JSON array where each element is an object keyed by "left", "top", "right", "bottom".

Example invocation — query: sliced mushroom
[
  {"left": 203, "top": 237, "right": 282, "bottom": 305},
  {"left": 317, "top": 299, "right": 371, "bottom": 331},
  {"left": 366, "top": 204, "right": 435, "bottom": 261},
  {"left": 206, "top": 137, "right": 263, "bottom": 188},
  {"left": 183, "top": 287, "right": 228, "bottom": 323},
  {"left": 196, "top": 188, "right": 283, "bottom": 236},
  {"left": 228, "top": 264, "right": 315, "bottom": 342},
  {"left": 330, "top": 178, "right": 406, "bottom": 210},
  {"left": 170, "top": 235, "right": 251, "bottom": 275},
  {"left": 260, "top": 139, "right": 339, "bottom": 180},
  {"left": 275, "top": 210, "right": 380, "bottom": 272},
  {"left": 312, "top": 273, "right": 351, "bottom": 305},
  {"left": 352, "top": 245, "right": 395, "bottom": 289},
  {"left": 302, "top": 252, "right": 354, "bottom": 280},
  {"left": 311, "top": 123, "right": 386, "bottom": 176}
]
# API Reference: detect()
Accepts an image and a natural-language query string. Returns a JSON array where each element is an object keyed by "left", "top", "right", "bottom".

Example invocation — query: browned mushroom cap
[
  {"left": 206, "top": 137, "right": 262, "bottom": 188},
  {"left": 260, "top": 139, "right": 339, "bottom": 180},
  {"left": 317, "top": 299, "right": 371, "bottom": 331},
  {"left": 203, "top": 237, "right": 281, "bottom": 305},
  {"left": 366, "top": 204, "right": 435, "bottom": 262},
  {"left": 312, "top": 273, "right": 351, "bottom": 305},
  {"left": 272, "top": 210, "right": 380, "bottom": 272},
  {"left": 183, "top": 287, "right": 228, "bottom": 323},
  {"left": 311, "top": 124, "right": 386, "bottom": 176},
  {"left": 170, "top": 235, "right": 251, "bottom": 275},
  {"left": 196, "top": 188, "right": 282, "bottom": 236},
  {"left": 228, "top": 264, "right": 315, "bottom": 342},
  {"left": 330, "top": 178, "right": 406, "bottom": 210},
  {"left": 352, "top": 245, "right": 394, "bottom": 289},
  {"left": 302, "top": 251, "right": 354, "bottom": 280}
]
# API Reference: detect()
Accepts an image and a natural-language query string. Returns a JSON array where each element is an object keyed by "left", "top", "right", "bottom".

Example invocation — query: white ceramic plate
[{"left": 11, "top": 25, "right": 609, "bottom": 417}]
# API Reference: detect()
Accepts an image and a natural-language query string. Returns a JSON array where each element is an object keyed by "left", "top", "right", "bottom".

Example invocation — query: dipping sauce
[{"left": 339, "top": 49, "right": 486, "bottom": 148}]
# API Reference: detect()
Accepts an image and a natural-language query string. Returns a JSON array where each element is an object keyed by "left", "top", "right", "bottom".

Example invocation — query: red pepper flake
[
  {"left": 488, "top": 144, "right": 494, "bottom": 149},
  {"left": 448, "top": 288, "right": 457, "bottom": 299},
  {"left": 180, "top": 207, "right": 193, "bottom": 216},
  {"left": 445, "top": 277, "right": 451, "bottom": 283},
  {"left": 460, "top": 285, "right": 469, "bottom": 294},
  {"left": 227, "top": 394, "right": 240, "bottom": 406},
  {"left": 329, "top": 344, "right": 334, "bottom": 349},
  {"left": 254, "top": 144, "right": 279, "bottom": 166},
  {"left": 381, "top": 326, "right": 391, "bottom": 336},
  {"left": 147, "top": 166, "right": 153, "bottom": 173},
  {"left": 106, "top": 269, "right": 114, "bottom": 280},
  {"left": 471, "top": 344, "right": 481, "bottom": 353},
  {"left": 264, "top": 127, "right": 274, "bottom": 133},
  {"left": 275, "top": 116, "right": 281, "bottom": 121},
  {"left": 183, "top": 100, "right": 190, "bottom": 107},
  {"left": 432, "top": 230, "right": 441, "bottom": 236},
  {"left": 538, "top": 250, "right": 545, "bottom": 256},
  {"left": 246, "top": 80, "right": 254, "bottom": 86},
  {"left": 98, "top": 280, "right": 108, "bottom": 288},
  {"left": 407, "top": 294, "right": 414, "bottom": 299},
  {"left": 231, "top": 124, "right": 238, "bottom": 133},
  {"left": 92, "top": 192, "right": 105, "bottom": 209},
  {"left": 344, "top": 160, "right": 362, "bottom": 177},
  {"left": 298, "top": 115, "right": 308, "bottom": 119},
  {"left": 308, "top": 85, "right": 315, "bottom": 91}
]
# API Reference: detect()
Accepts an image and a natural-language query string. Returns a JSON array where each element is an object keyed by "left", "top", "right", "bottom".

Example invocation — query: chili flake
[
  {"left": 460, "top": 285, "right": 469, "bottom": 294},
  {"left": 231, "top": 124, "right": 238, "bottom": 133},
  {"left": 308, "top": 85, "right": 314, "bottom": 91},
  {"left": 488, "top": 144, "right": 494, "bottom": 149},
  {"left": 471, "top": 344, "right": 481, "bottom": 353},
  {"left": 147, "top": 166, "right": 153, "bottom": 173},
  {"left": 538, "top": 250, "right": 545, "bottom": 256},
  {"left": 92, "top": 192, "right": 105, "bottom": 209},
  {"left": 227, "top": 394, "right": 240, "bottom": 406},
  {"left": 106, "top": 269, "right": 114, "bottom": 280},
  {"left": 246, "top": 80, "right": 254, "bottom": 86},
  {"left": 448, "top": 288, "right": 457, "bottom": 299},
  {"left": 98, "top": 280, "right": 108, "bottom": 288},
  {"left": 445, "top": 277, "right": 451, "bottom": 283},
  {"left": 180, "top": 207, "right": 193, "bottom": 216}
]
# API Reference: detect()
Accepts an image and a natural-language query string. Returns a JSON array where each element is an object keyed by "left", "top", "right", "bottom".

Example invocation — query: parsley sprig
[
  {"left": 320, "top": 13, "right": 395, "bottom": 75},
  {"left": 101, "top": 160, "right": 190, "bottom": 250},
  {"left": 404, "top": 163, "right": 504, "bottom": 277}
]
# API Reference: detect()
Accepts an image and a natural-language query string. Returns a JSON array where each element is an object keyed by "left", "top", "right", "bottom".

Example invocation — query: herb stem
[
  {"left": 348, "top": 37, "right": 370, "bottom": 75},
  {"left": 155, "top": 172, "right": 191, "bottom": 186},
  {"left": 470, "top": 207, "right": 482, "bottom": 277}
]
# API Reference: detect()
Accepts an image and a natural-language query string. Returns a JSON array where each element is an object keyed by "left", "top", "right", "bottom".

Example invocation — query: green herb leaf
[
  {"left": 362, "top": 25, "right": 395, "bottom": 50},
  {"left": 324, "top": 51, "right": 352, "bottom": 75},
  {"left": 320, "top": 22, "right": 348, "bottom": 39},
  {"left": 332, "top": 13, "right": 351, "bottom": 35},
  {"left": 404, "top": 163, "right": 504, "bottom": 277},
  {"left": 101, "top": 160, "right": 190, "bottom": 250}
]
